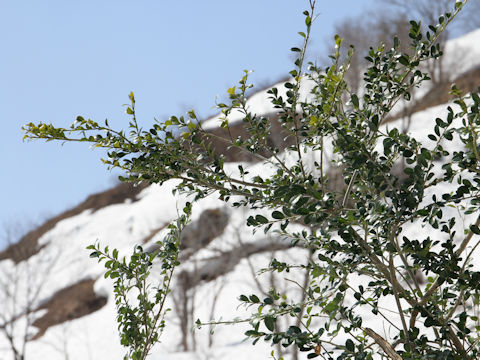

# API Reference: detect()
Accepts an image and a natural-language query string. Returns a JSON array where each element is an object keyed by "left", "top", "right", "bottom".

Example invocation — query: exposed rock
[
  {"left": 202, "top": 112, "right": 297, "bottom": 162},
  {"left": 31, "top": 278, "right": 107, "bottom": 340},
  {"left": 0, "top": 182, "right": 146, "bottom": 264},
  {"left": 145, "top": 208, "right": 230, "bottom": 261},
  {"left": 180, "top": 237, "right": 294, "bottom": 287},
  {"left": 387, "top": 65, "right": 480, "bottom": 122},
  {"left": 179, "top": 208, "right": 229, "bottom": 259},
  {"left": 141, "top": 223, "right": 168, "bottom": 244}
]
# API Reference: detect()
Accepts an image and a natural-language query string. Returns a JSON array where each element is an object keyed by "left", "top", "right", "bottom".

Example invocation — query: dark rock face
[
  {"left": 387, "top": 66, "right": 480, "bottom": 122},
  {"left": 185, "top": 238, "right": 294, "bottom": 285},
  {"left": 180, "top": 208, "right": 229, "bottom": 252},
  {"left": 0, "top": 182, "right": 146, "bottom": 263},
  {"left": 144, "top": 208, "right": 230, "bottom": 261},
  {"left": 32, "top": 278, "right": 107, "bottom": 339},
  {"left": 202, "top": 113, "right": 296, "bottom": 162}
]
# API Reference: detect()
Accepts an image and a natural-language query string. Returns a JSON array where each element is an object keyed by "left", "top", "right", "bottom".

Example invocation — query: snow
[
  {"left": 201, "top": 77, "right": 315, "bottom": 130},
  {"left": 444, "top": 28, "right": 480, "bottom": 80},
  {"left": 1, "top": 28, "right": 480, "bottom": 360}
]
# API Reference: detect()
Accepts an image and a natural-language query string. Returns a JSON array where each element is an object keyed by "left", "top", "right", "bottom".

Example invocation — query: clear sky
[{"left": 1, "top": 0, "right": 376, "bottom": 241}]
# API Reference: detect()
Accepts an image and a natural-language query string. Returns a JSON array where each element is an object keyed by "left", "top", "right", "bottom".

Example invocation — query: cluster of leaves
[
  {"left": 23, "top": 0, "right": 480, "bottom": 359},
  {"left": 87, "top": 203, "right": 191, "bottom": 360}
]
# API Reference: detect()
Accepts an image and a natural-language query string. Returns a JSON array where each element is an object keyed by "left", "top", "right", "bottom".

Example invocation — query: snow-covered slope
[{"left": 1, "top": 28, "right": 480, "bottom": 360}]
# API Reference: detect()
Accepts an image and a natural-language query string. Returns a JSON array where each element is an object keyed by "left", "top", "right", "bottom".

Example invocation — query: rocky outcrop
[
  {"left": 0, "top": 182, "right": 146, "bottom": 263},
  {"left": 179, "top": 208, "right": 229, "bottom": 260},
  {"left": 177, "top": 237, "right": 294, "bottom": 287},
  {"left": 144, "top": 208, "right": 230, "bottom": 261},
  {"left": 202, "top": 112, "right": 297, "bottom": 162},
  {"left": 388, "top": 65, "right": 480, "bottom": 122},
  {"left": 32, "top": 279, "right": 107, "bottom": 340}
]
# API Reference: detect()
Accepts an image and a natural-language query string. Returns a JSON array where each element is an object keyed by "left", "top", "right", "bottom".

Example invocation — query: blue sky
[{"left": 1, "top": 0, "right": 376, "bottom": 240}]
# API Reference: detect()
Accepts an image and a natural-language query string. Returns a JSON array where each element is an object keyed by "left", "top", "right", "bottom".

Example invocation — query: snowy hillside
[{"left": 1, "top": 28, "right": 480, "bottom": 360}]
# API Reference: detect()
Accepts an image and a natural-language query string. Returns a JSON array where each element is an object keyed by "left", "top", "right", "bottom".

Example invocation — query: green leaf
[
  {"left": 393, "top": 36, "right": 399, "bottom": 49},
  {"left": 249, "top": 294, "right": 260, "bottom": 303},
  {"left": 324, "top": 299, "right": 339, "bottom": 313},
  {"left": 334, "top": 34, "right": 342, "bottom": 48},
  {"left": 312, "top": 267, "right": 322, "bottom": 278},
  {"left": 263, "top": 297, "right": 273, "bottom": 305},
  {"left": 425, "top": 316, "right": 436, "bottom": 327},
  {"left": 345, "top": 339, "right": 355, "bottom": 352},
  {"left": 187, "top": 121, "right": 196, "bottom": 131},
  {"left": 351, "top": 94, "right": 359, "bottom": 107},
  {"left": 264, "top": 316, "right": 275, "bottom": 332},
  {"left": 403, "top": 149, "right": 414, "bottom": 157},
  {"left": 272, "top": 211, "right": 284, "bottom": 219},
  {"left": 245, "top": 330, "right": 262, "bottom": 337},
  {"left": 470, "top": 224, "right": 480, "bottom": 235},
  {"left": 255, "top": 215, "right": 269, "bottom": 224},
  {"left": 398, "top": 55, "right": 410, "bottom": 66},
  {"left": 472, "top": 92, "right": 480, "bottom": 104}
]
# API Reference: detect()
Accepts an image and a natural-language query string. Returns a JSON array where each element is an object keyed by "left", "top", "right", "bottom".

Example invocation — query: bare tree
[
  {"left": 328, "top": 11, "right": 412, "bottom": 94},
  {"left": 39, "top": 323, "right": 71, "bottom": 360},
  {"left": 378, "top": 0, "right": 480, "bottom": 83},
  {"left": 231, "top": 222, "right": 313, "bottom": 360},
  {"left": 171, "top": 267, "right": 198, "bottom": 352},
  {"left": 327, "top": 16, "right": 372, "bottom": 95},
  {"left": 0, "top": 221, "right": 58, "bottom": 360},
  {"left": 380, "top": 0, "right": 480, "bottom": 33},
  {"left": 327, "top": 0, "right": 480, "bottom": 95},
  {"left": 460, "top": 0, "right": 480, "bottom": 31},
  {"left": 167, "top": 208, "right": 229, "bottom": 352}
]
